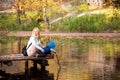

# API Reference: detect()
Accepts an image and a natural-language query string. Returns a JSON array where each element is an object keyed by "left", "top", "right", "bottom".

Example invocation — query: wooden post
[
  {"left": 41, "top": 65, "right": 46, "bottom": 71},
  {"left": 18, "top": 37, "right": 21, "bottom": 53},
  {"left": 25, "top": 60, "right": 29, "bottom": 80},
  {"left": 40, "top": 59, "right": 48, "bottom": 71},
  {"left": 33, "top": 60, "right": 37, "bottom": 69},
  {"left": 0, "top": 62, "right": 2, "bottom": 70}
]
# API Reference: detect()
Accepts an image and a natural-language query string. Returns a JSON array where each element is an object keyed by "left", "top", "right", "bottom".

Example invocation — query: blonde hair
[{"left": 32, "top": 27, "right": 40, "bottom": 37}]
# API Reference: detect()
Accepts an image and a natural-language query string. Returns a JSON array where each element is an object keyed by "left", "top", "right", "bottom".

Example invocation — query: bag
[
  {"left": 22, "top": 45, "right": 28, "bottom": 56},
  {"left": 22, "top": 43, "right": 32, "bottom": 56}
]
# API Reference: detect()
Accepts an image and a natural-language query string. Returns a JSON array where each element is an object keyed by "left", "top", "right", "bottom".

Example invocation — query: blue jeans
[{"left": 37, "top": 46, "right": 51, "bottom": 57}]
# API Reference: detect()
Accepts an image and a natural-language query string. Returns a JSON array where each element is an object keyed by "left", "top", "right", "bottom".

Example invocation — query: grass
[
  {"left": 0, "top": 12, "right": 40, "bottom": 31},
  {"left": 51, "top": 8, "right": 120, "bottom": 32},
  {"left": 0, "top": 8, "right": 120, "bottom": 32}
]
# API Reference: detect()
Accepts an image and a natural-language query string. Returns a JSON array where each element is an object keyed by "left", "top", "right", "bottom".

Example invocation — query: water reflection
[
  {"left": 29, "top": 67, "right": 54, "bottom": 80},
  {"left": 0, "top": 67, "right": 54, "bottom": 80},
  {"left": 0, "top": 36, "right": 120, "bottom": 80},
  {"left": 0, "top": 70, "right": 26, "bottom": 80}
]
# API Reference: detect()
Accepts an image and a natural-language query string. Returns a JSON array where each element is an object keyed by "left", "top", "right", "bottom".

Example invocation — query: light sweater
[{"left": 26, "top": 36, "right": 43, "bottom": 56}]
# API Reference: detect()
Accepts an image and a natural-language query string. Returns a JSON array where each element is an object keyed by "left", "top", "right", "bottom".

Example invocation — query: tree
[
  {"left": 14, "top": 0, "right": 21, "bottom": 25},
  {"left": 87, "top": 0, "right": 120, "bottom": 8},
  {"left": 13, "top": 0, "right": 61, "bottom": 31},
  {"left": 14, "top": 0, "right": 43, "bottom": 25},
  {"left": 41, "top": 0, "right": 62, "bottom": 31},
  {"left": 87, "top": 0, "right": 104, "bottom": 6}
]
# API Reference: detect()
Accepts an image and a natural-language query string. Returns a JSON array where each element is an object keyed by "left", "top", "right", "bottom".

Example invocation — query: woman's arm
[{"left": 32, "top": 37, "right": 45, "bottom": 53}]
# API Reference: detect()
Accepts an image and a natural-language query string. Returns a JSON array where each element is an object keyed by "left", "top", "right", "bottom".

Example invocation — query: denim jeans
[{"left": 37, "top": 46, "right": 51, "bottom": 57}]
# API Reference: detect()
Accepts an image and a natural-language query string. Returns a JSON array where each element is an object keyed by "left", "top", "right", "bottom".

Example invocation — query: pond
[{"left": 0, "top": 36, "right": 120, "bottom": 80}]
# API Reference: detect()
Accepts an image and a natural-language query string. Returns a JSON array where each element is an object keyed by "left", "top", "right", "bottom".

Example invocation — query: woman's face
[{"left": 33, "top": 30, "right": 40, "bottom": 38}]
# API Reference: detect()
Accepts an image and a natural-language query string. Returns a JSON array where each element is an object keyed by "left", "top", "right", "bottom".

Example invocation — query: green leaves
[{"left": 51, "top": 13, "right": 120, "bottom": 32}]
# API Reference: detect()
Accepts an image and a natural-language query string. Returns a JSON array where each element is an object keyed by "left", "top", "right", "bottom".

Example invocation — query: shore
[{"left": 2, "top": 31, "right": 120, "bottom": 37}]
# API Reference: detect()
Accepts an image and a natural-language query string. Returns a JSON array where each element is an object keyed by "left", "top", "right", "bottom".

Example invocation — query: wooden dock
[
  {"left": 0, "top": 53, "right": 54, "bottom": 76},
  {"left": 0, "top": 53, "right": 53, "bottom": 62}
]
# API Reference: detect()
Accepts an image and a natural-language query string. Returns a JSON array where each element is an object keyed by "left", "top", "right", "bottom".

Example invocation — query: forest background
[{"left": 0, "top": 0, "right": 120, "bottom": 33}]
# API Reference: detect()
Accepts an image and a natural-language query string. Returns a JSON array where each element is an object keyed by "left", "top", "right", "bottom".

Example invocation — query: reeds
[{"left": 51, "top": 13, "right": 120, "bottom": 33}]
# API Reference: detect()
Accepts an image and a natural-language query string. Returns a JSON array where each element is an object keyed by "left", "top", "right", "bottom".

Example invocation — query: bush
[
  {"left": 51, "top": 13, "right": 120, "bottom": 33},
  {"left": 75, "top": 4, "right": 89, "bottom": 11}
]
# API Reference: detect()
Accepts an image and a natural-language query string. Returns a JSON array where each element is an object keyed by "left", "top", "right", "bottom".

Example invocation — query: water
[{"left": 0, "top": 36, "right": 120, "bottom": 80}]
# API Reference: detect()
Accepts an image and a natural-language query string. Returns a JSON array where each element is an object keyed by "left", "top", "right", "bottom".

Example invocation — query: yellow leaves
[
  {"left": 43, "top": 0, "right": 61, "bottom": 16},
  {"left": 39, "top": 22, "right": 47, "bottom": 31},
  {"left": 42, "top": 0, "right": 60, "bottom": 8},
  {"left": 14, "top": 0, "right": 61, "bottom": 15},
  {"left": 14, "top": 0, "right": 43, "bottom": 11},
  {"left": 76, "top": 4, "right": 89, "bottom": 11},
  {"left": 31, "top": 1, "right": 43, "bottom": 10},
  {"left": 105, "top": 9, "right": 120, "bottom": 22},
  {"left": 40, "top": 37, "right": 46, "bottom": 44},
  {"left": 48, "top": 0, "right": 57, "bottom": 7}
]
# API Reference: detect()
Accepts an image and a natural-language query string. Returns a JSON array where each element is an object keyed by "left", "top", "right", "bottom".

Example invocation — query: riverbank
[{"left": 2, "top": 31, "right": 120, "bottom": 37}]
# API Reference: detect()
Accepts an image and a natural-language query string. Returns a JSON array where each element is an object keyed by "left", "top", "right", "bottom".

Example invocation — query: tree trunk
[
  {"left": 15, "top": 0, "right": 21, "bottom": 25},
  {"left": 43, "top": 0, "right": 50, "bottom": 32}
]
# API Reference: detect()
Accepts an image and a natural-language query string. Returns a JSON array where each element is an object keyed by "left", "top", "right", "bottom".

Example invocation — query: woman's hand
[{"left": 41, "top": 49, "right": 45, "bottom": 53}]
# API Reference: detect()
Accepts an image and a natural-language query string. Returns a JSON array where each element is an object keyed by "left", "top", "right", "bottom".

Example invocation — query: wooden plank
[{"left": 0, "top": 53, "right": 53, "bottom": 62}]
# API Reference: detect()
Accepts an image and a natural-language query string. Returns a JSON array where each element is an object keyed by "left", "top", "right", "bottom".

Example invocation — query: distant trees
[
  {"left": 111, "top": 0, "right": 120, "bottom": 8},
  {"left": 86, "top": 0, "right": 120, "bottom": 8},
  {"left": 14, "top": 0, "right": 43, "bottom": 25},
  {"left": 87, "top": 0, "right": 103, "bottom": 6},
  {"left": 13, "top": 0, "right": 62, "bottom": 31},
  {"left": 0, "top": 0, "right": 14, "bottom": 11}
]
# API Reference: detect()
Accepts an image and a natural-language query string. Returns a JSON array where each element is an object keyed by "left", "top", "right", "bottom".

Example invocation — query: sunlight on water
[{"left": 0, "top": 36, "right": 120, "bottom": 80}]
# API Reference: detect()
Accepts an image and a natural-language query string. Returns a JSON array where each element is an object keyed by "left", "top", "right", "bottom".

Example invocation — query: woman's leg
[{"left": 37, "top": 50, "right": 47, "bottom": 57}]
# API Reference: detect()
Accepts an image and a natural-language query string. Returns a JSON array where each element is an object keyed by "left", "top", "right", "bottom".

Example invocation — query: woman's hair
[{"left": 32, "top": 27, "right": 40, "bottom": 37}]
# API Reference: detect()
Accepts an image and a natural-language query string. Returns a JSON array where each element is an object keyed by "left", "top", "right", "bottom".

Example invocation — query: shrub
[
  {"left": 51, "top": 13, "right": 120, "bottom": 32},
  {"left": 75, "top": 4, "right": 89, "bottom": 11}
]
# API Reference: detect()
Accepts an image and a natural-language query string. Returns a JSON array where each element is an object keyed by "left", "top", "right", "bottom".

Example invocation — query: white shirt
[{"left": 26, "top": 36, "right": 43, "bottom": 56}]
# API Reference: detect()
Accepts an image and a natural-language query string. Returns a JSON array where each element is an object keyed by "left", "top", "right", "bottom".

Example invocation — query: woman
[{"left": 26, "top": 27, "right": 55, "bottom": 57}]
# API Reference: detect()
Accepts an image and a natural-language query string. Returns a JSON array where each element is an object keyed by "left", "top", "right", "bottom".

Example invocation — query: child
[{"left": 37, "top": 41, "right": 56, "bottom": 57}]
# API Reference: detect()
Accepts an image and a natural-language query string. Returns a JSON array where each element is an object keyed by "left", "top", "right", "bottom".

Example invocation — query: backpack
[
  {"left": 22, "top": 45, "right": 28, "bottom": 56},
  {"left": 22, "top": 43, "right": 32, "bottom": 56}
]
